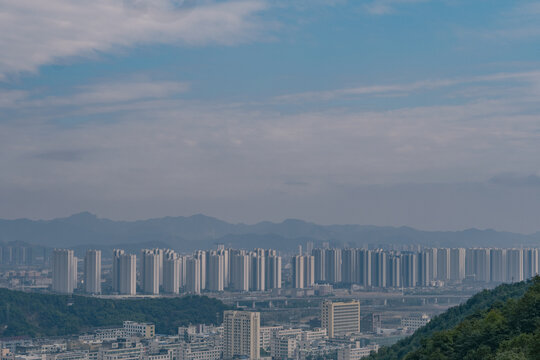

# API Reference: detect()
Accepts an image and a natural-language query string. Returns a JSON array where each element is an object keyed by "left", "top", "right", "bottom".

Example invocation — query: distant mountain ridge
[{"left": 0, "top": 212, "right": 539, "bottom": 251}]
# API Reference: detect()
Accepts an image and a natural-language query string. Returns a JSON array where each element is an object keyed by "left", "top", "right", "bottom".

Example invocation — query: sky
[{"left": 1, "top": 0, "right": 540, "bottom": 233}]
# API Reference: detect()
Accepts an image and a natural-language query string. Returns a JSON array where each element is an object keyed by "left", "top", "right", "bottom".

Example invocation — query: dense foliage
[
  {"left": 405, "top": 277, "right": 540, "bottom": 359},
  {"left": 368, "top": 278, "right": 537, "bottom": 360},
  {"left": 0, "top": 289, "right": 230, "bottom": 337}
]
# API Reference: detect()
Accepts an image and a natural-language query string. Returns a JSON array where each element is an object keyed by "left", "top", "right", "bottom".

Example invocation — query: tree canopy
[
  {"left": 368, "top": 277, "right": 538, "bottom": 360},
  {"left": 0, "top": 289, "right": 229, "bottom": 337}
]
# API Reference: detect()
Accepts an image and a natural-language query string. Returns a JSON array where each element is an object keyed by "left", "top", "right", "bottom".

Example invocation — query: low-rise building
[
  {"left": 98, "top": 340, "right": 144, "bottom": 360},
  {"left": 270, "top": 336, "right": 297, "bottom": 360},
  {"left": 46, "top": 352, "right": 89, "bottom": 360},
  {"left": 360, "top": 314, "right": 381, "bottom": 334},
  {"left": 337, "top": 344, "right": 379, "bottom": 360},
  {"left": 401, "top": 314, "right": 430, "bottom": 332},
  {"left": 143, "top": 350, "right": 172, "bottom": 360},
  {"left": 122, "top": 322, "right": 155, "bottom": 339},
  {"left": 259, "top": 326, "right": 283, "bottom": 351}
]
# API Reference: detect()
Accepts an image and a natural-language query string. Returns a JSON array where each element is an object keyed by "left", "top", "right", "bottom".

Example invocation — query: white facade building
[
  {"left": 119, "top": 254, "right": 137, "bottom": 295},
  {"left": 321, "top": 300, "right": 360, "bottom": 338},
  {"left": 163, "top": 252, "right": 180, "bottom": 294},
  {"left": 52, "top": 249, "right": 76, "bottom": 294},
  {"left": 122, "top": 321, "right": 155, "bottom": 338},
  {"left": 230, "top": 251, "right": 250, "bottom": 292},
  {"left": 185, "top": 258, "right": 201, "bottom": 294},
  {"left": 141, "top": 250, "right": 160, "bottom": 295},
  {"left": 207, "top": 252, "right": 224, "bottom": 292},
  {"left": 337, "top": 344, "right": 379, "bottom": 360},
  {"left": 84, "top": 250, "right": 101, "bottom": 294},
  {"left": 449, "top": 248, "right": 466, "bottom": 282},
  {"left": 401, "top": 314, "right": 430, "bottom": 331},
  {"left": 223, "top": 311, "right": 260, "bottom": 360}
]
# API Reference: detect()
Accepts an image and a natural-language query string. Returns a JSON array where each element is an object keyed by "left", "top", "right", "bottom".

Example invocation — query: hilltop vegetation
[
  {"left": 368, "top": 277, "right": 539, "bottom": 360},
  {"left": 0, "top": 289, "right": 229, "bottom": 337}
]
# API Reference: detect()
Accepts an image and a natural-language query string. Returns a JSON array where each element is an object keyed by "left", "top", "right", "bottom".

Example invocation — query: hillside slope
[
  {"left": 368, "top": 277, "right": 538, "bottom": 360},
  {"left": 0, "top": 289, "right": 229, "bottom": 337}
]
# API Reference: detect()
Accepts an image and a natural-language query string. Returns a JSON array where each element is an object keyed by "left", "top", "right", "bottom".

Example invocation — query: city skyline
[
  {"left": 2, "top": 2, "right": 539, "bottom": 359},
  {"left": 44, "top": 244, "right": 539, "bottom": 295}
]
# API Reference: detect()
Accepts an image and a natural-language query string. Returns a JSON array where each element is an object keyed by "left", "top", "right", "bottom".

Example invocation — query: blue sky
[{"left": 1, "top": 0, "right": 540, "bottom": 232}]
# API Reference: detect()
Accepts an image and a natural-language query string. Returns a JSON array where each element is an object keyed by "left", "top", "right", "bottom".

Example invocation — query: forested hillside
[
  {"left": 0, "top": 289, "right": 229, "bottom": 337},
  {"left": 368, "top": 277, "right": 538, "bottom": 360}
]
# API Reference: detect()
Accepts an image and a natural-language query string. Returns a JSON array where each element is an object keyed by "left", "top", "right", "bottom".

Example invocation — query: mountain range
[{"left": 1, "top": 212, "right": 539, "bottom": 253}]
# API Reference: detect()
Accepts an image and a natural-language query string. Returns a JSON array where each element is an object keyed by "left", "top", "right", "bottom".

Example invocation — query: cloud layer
[
  {"left": 1, "top": 70, "right": 540, "bottom": 231},
  {"left": 0, "top": 0, "right": 266, "bottom": 77},
  {"left": 275, "top": 71, "right": 540, "bottom": 103}
]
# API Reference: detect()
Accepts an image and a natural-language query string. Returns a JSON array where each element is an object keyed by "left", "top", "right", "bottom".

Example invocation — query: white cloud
[
  {"left": 0, "top": 0, "right": 267, "bottom": 77},
  {"left": 0, "top": 89, "right": 28, "bottom": 107},
  {"left": 363, "top": 0, "right": 430, "bottom": 15},
  {"left": 275, "top": 70, "right": 540, "bottom": 102},
  {"left": 1, "top": 84, "right": 539, "bottom": 191},
  {"left": 41, "top": 80, "right": 189, "bottom": 106}
]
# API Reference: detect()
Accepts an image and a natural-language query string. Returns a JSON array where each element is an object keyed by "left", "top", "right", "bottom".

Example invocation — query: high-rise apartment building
[
  {"left": 371, "top": 250, "right": 387, "bottom": 288},
  {"left": 506, "top": 249, "right": 523, "bottom": 283},
  {"left": 250, "top": 249, "right": 265, "bottom": 291},
  {"left": 141, "top": 249, "right": 160, "bottom": 295},
  {"left": 156, "top": 249, "right": 164, "bottom": 286},
  {"left": 400, "top": 252, "right": 417, "bottom": 288},
  {"left": 72, "top": 254, "right": 78, "bottom": 290},
  {"left": 112, "top": 249, "right": 124, "bottom": 293},
  {"left": 179, "top": 254, "right": 187, "bottom": 288},
  {"left": 194, "top": 250, "right": 207, "bottom": 291},
  {"left": 52, "top": 249, "right": 77, "bottom": 294},
  {"left": 292, "top": 254, "right": 314, "bottom": 289},
  {"left": 386, "top": 255, "right": 401, "bottom": 288},
  {"left": 313, "top": 248, "right": 326, "bottom": 282},
  {"left": 428, "top": 248, "right": 438, "bottom": 280},
  {"left": 163, "top": 251, "right": 180, "bottom": 294},
  {"left": 223, "top": 310, "right": 260, "bottom": 360},
  {"left": 292, "top": 255, "right": 305, "bottom": 289},
  {"left": 490, "top": 248, "right": 506, "bottom": 283},
  {"left": 304, "top": 254, "right": 315, "bottom": 288},
  {"left": 118, "top": 253, "right": 137, "bottom": 295},
  {"left": 417, "top": 250, "right": 431, "bottom": 287},
  {"left": 306, "top": 241, "right": 314, "bottom": 256},
  {"left": 84, "top": 249, "right": 101, "bottom": 294},
  {"left": 356, "top": 249, "right": 371, "bottom": 287},
  {"left": 436, "top": 248, "right": 450, "bottom": 281},
  {"left": 325, "top": 248, "right": 342, "bottom": 283},
  {"left": 113, "top": 249, "right": 137, "bottom": 295},
  {"left": 523, "top": 248, "right": 539, "bottom": 280},
  {"left": 230, "top": 250, "right": 250, "bottom": 291},
  {"left": 265, "top": 251, "right": 282, "bottom": 289},
  {"left": 207, "top": 251, "right": 224, "bottom": 292},
  {"left": 467, "top": 248, "right": 491, "bottom": 282},
  {"left": 220, "top": 248, "right": 230, "bottom": 288},
  {"left": 341, "top": 249, "right": 356, "bottom": 284},
  {"left": 321, "top": 300, "right": 361, "bottom": 338},
  {"left": 449, "top": 248, "right": 466, "bottom": 282},
  {"left": 185, "top": 257, "right": 201, "bottom": 294}
]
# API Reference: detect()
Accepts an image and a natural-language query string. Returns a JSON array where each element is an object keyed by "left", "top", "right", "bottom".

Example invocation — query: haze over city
[
  {"left": 1, "top": 0, "right": 540, "bottom": 233},
  {"left": 2, "top": 2, "right": 540, "bottom": 360}
]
